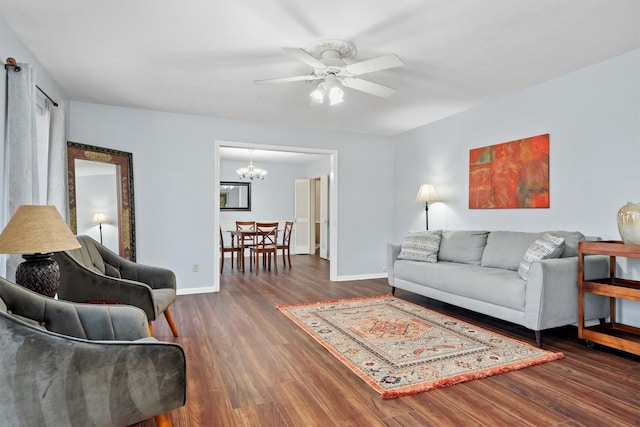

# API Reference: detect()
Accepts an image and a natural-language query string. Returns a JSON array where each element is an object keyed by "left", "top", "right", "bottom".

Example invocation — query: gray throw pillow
[
  {"left": 397, "top": 230, "right": 442, "bottom": 263},
  {"left": 438, "top": 230, "right": 489, "bottom": 265},
  {"left": 517, "top": 233, "right": 565, "bottom": 280}
]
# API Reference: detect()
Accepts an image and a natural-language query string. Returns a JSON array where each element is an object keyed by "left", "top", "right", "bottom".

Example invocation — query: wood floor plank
[
  {"left": 232, "top": 401, "right": 289, "bottom": 427},
  {"left": 268, "top": 380, "right": 342, "bottom": 427},
  {"left": 493, "top": 368, "right": 638, "bottom": 426},
  {"left": 537, "top": 352, "right": 640, "bottom": 406},
  {"left": 400, "top": 390, "right": 491, "bottom": 426},
  {"left": 381, "top": 410, "right": 437, "bottom": 427},
  {"left": 462, "top": 377, "right": 570, "bottom": 425},
  {"left": 130, "top": 255, "right": 639, "bottom": 426}
]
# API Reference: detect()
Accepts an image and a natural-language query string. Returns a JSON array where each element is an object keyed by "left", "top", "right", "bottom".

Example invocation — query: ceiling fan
[{"left": 255, "top": 40, "right": 404, "bottom": 105}]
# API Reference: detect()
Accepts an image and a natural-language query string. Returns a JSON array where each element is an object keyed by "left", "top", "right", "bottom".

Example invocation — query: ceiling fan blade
[
  {"left": 340, "top": 77, "right": 396, "bottom": 98},
  {"left": 254, "top": 75, "right": 321, "bottom": 84},
  {"left": 343, "top": 54, "right": 403, "bottom": 76},
  {"left": 283, "top": 47, "right": 327, "bottom": 69}
]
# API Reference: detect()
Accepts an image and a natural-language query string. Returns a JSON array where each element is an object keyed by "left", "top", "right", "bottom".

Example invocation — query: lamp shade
[
  {"left": 0, "top": 205, "right": 81, "bottom": 254},
  {"left": 415, "top": 184, "right": 441, "bottom": 203},
  {"left": 92, "top": 213, "right": 109, "bottom": 225}
]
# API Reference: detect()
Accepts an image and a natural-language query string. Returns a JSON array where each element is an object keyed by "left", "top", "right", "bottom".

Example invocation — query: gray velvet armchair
[
  {"left": 53, "top": 236, "right": 178, "bottom": 337},
  {"left": 0, "top": 276, "right": 186, "bottom": 427}
]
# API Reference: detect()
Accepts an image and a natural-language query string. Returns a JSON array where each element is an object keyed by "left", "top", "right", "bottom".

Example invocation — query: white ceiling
[{"left": 1, "top": 0, "right": 638, "bottom": 137}]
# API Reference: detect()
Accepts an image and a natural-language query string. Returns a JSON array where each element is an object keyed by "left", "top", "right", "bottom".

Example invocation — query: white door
[
  {"left": 294, "top": 178, "right": 313, "bottom": 254},
  {"left": 319, "top": 174, "right": 329, "bottom": 259}
]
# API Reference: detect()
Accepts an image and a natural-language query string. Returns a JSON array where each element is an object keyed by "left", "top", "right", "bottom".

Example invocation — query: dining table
[{"left": 229, "top": 229, "right": 278, "bottom": 272}]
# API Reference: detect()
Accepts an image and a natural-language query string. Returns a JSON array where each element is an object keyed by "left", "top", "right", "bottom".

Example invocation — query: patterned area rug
[{"left": 277, "top": 295, "right": 563, "bottom": 399}]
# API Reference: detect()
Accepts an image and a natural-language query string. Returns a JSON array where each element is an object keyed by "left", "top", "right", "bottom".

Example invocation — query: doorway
[
  {"left": 310, "top": 176, "right": 329, "bottom": 260},
  {"left": 214, "top": 141, "right": 338, "bottom": 291}
]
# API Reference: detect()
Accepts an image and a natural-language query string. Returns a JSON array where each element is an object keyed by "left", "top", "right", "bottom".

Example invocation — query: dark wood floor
[{"left": 135, "top": 254, "right": 639, "bottom": 427}]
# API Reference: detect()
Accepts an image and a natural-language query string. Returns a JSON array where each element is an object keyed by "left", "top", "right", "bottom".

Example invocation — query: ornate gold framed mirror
[{"left": 67, "top": 141, "right": 136, "bottom": 260}]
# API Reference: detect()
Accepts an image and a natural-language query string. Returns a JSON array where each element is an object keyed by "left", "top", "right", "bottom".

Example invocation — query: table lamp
[
  {"left": 0, "top": 205, "right": 81, "bottom": 297},
  {"left": 416, "top": 184, "right": 441, "bottom": 230}
]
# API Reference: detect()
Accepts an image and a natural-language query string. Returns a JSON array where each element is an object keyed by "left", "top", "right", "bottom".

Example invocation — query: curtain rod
[{"left": 4, "top": 57, "right": 59, "bottom": 107}]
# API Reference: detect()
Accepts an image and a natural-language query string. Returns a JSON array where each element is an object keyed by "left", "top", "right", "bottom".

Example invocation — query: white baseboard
[
  {"left": 177, "top": 286, "right": 218, "bottom": 295},
  {"left": 334, "top": 273, "right": 387, "bottom": 281}
]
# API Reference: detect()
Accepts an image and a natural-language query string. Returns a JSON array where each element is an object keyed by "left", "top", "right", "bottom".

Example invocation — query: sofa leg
[
  {"left": 535, "top": 331, "right": 543, "bottom": 348},
  {"left": 391, "top": 286, "right": 396, "bottom": 296}
]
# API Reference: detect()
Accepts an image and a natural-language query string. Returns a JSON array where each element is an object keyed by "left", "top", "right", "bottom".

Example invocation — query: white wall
[
  {"left": 68, "top": 102, "right": 394, "bottom": 291},
  {"left": 392, "top": 49, "right": 640, "bottom": 326},
  {"left": 219, "top": 159, "right": 308, "bottom": 224}
]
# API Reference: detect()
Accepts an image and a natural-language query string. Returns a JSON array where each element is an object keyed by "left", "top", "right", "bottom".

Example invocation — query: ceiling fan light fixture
[
  {"left": 310, "top": 84, "right": 326, "bottom": 105},
  {"left": 310, "top": 76, "right": 343, "bottom": 106},
  {"left": 328, "top": 85, "right": 344, "bottom": 106},
  {"left": 257, "top": 40, "right": 403, "bottom": 104}
]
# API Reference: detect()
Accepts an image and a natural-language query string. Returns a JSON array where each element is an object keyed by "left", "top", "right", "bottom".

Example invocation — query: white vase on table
[{"left": 617, "top": 202, "right": 640, "bottom": 245}]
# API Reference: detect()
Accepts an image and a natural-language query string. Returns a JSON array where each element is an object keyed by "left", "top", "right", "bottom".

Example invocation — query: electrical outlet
[
  {"left": 192, "top": 264, "right": 199, "bottom": 272},
  {"left": 382, "top": 266, "right": 387, "bottom": 272}
]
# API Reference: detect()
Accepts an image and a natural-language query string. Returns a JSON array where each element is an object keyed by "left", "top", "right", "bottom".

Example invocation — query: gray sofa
[{"left": 387, "top": 230, "right": 610, "bottom": 346}]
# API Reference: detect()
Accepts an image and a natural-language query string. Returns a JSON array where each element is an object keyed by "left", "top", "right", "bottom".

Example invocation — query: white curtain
[
  {"left": 3, "top": 62, "right": 39, "bottom": 280},
  {"left": 46, "top": 100, "right": 68, "bottom": 221}
]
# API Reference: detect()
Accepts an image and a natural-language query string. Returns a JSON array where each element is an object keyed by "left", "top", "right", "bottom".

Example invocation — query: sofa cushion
[
  {"left": 394, "top": 260, "right": 526, "bottom": 310},
  {"left": 517, "top": 233, "right": 566, "bottom": 280},
  {"left": 438, "top": 230, "right": 489, "bottom": 265},
  {"left": 481, "top": 231, "right": 543, "bottom": 271},
  {"left": 397, "top": 230, "right": 442, "bottom": 263},
  {"left": 544, "top": 231, "right": 585, "bottom": 257}
]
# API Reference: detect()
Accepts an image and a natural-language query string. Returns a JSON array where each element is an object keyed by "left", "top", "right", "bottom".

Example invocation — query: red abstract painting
[{"left": 469, "top": 134, "right": 549, "bottom": 209}]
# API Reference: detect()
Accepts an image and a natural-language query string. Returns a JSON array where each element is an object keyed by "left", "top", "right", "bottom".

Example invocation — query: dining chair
[
  {"left": 250, "top": 222, "right": 279, "bottom": 273},
  {"left": 220, "top": 226, "right": 241, "bottom": 271},
  {"left": 277, "top": 220, "right": 294, "bottom": 268},
  {"left": 236, "top": 221, "right": 256, "bottom": 271}
]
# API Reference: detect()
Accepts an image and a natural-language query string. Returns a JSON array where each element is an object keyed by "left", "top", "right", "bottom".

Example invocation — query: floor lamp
[
  {"left": 416, "top": 184, "right": 441, "bottom": 231},
  {"left": 92, "top": 213, "right": 109, "bottom": 244}
]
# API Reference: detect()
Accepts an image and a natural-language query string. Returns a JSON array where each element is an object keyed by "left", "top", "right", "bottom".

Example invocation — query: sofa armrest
[
  {"left": 387, "top": 243, "right": 402, "bottom": 286},
  {"left": 55, "top": 251, "right": 158, "bottom": 320},
  {"left": 524, "top": 255, "right": 609, "bottom": 330},
  {"left": 96, "top": 245, "right": 177, "bottom": 291}
]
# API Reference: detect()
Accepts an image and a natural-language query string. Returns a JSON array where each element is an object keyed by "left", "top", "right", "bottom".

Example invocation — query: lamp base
[{"left": 15, "top": 253, "right": 60, "bottom": 297}]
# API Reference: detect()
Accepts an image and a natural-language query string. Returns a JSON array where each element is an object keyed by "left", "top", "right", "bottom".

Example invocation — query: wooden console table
[{"left": 578, "top": 240, "right": 640, "bottom": 355}]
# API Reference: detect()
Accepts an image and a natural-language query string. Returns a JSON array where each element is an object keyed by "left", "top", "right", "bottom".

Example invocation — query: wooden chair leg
[
  {"left": 273, "top": 250, "right": 277, "bottom": 274},
  {"left": 287, "top": 248, "right": 291, "bottom": 269},
  {"left": 255, "top": 250, "right": 259, "bottom": 273},
  {"left": 154, "top": 413, "right": 172, "bottom": 427},
  {"left": 148, "top": 321, "right": 154, "bottom": 336},
  {"left": 164, "top": 308, "right": 179, "bottom": 337}
]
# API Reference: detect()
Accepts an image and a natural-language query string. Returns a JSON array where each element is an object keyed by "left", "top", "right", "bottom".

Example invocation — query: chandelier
[{"left": 236, "top": 149, "right": 267, "bottom": 180}]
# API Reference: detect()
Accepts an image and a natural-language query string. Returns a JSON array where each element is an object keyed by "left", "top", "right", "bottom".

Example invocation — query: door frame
[{"left": 213, "top": 140, "right": 338, "bottom": 291}]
